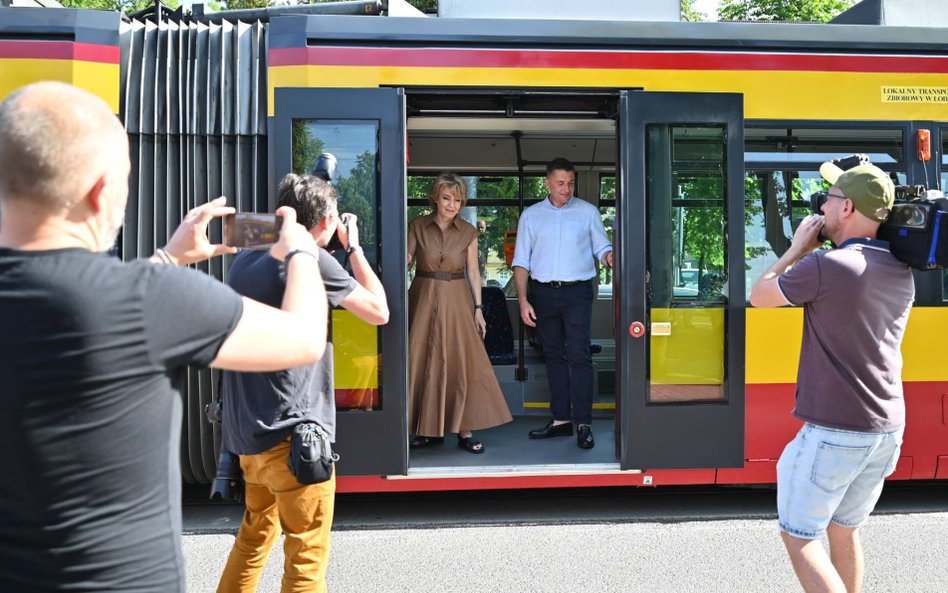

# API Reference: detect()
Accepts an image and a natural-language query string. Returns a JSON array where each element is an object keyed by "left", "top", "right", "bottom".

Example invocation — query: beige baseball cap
[{"left": 819, "top": 161, "right": 895, "bottom": 222}]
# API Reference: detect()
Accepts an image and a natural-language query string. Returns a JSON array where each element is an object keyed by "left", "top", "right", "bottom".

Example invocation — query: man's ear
[
  {"left": 842, "top": 198, "right": 855, "bottom": 218},
  {"left": 84, "top": 175, "right": 108, "bottom": 213}
]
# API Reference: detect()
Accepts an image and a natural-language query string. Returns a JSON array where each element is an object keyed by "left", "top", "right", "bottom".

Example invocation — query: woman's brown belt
[{"left": 416, "top": 271, "right": 465, "bottom": 281}]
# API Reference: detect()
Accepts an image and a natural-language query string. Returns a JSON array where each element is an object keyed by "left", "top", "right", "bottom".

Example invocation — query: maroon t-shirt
[{"left": 777, "top": 239, "right": 914, "bottom": 432}]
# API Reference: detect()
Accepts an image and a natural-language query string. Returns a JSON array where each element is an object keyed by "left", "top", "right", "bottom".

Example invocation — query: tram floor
[{"left": 408, "top": 416, "right": 617, "bottom": 470}]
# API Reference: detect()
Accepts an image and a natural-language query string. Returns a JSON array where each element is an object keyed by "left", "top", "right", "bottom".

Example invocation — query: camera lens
[
  {"left": 809, "top": 191, "right": 828, "bottom": 214},
  {"left": 209, "top": 450, "right": 244, "bottom": 502},
  {"left": 890, "top": 203, "right": 928, "bottom": 229}
]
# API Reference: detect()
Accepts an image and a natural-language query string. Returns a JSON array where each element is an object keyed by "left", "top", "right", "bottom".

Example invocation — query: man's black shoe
[
  {"left": 528, "top": 421, "right": 573, "bottom": 439},
  {"left": 577, "top": 424, "right": 595, "bottom": 449}
]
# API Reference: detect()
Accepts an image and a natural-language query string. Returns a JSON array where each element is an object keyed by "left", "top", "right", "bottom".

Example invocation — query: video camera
[{"left": 809, "top": 154, "right": 948, "bottom": 270}]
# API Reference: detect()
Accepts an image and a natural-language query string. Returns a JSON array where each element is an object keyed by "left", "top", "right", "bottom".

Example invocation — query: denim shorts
[{"left": 776, "top": 422, "right": 903, "bottom": 539}]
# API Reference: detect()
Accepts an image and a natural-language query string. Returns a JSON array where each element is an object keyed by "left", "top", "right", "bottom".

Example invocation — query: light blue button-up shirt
[{"left": 511, "top": 196, "right": 612, "bottom": 282}]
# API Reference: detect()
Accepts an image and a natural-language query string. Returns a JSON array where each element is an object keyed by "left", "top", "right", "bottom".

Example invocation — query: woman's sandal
[
  {"left": 409, "top": 435, "right": 444, "bottom": 449},
  {"left": 457, "top": 435, "right": 485, "bottom": 454}
]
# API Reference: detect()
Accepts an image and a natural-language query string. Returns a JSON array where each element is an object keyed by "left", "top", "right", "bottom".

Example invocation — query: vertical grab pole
[{"left": 513, "top": 130, "right": 528, "bottom": 382}]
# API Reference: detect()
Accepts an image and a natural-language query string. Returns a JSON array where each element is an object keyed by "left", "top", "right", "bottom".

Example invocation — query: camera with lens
[
  {"left": 209, "top": 449, "right": 244, "bottom": 503},
  {"left": 311, "top": 153, "right": 348, "bottom": 252},
  {"left": 204, "top": 396, "right": 244, "bottom": 501},
  {"left": 809, "top": 154, "right": 948, "bottom": 270}
]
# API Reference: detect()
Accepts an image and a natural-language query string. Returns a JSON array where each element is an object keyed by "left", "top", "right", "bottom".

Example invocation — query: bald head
[{"left": 0, "top": 82, "right": 128, "bottom": 209}]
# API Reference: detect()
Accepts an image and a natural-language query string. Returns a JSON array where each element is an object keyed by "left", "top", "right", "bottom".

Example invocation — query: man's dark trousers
[{"left": 529, "top": 279, "right": 594, "bottom": 425}]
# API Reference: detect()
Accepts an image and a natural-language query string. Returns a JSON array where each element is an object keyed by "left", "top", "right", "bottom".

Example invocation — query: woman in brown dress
[{"left": 407, "top": 173, "right": 513, "bottom": 453}]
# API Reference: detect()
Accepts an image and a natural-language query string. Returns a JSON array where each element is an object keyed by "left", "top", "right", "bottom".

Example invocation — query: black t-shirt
[
  {"left": 222, "top": 249, "right": 356, "bottom": 454},
  {"left": 0, "top": 248, "right": 243, "bottom": 592}
]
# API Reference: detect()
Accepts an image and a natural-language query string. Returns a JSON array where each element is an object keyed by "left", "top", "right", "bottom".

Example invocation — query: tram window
[
  {"left": 407, "top": 175, "right": 546, "bottom": 296},
  {"left": 292, "top": 119, "right": 383, "bottom": 413},
  {"left": 744, "top": 126, "right": 906, "bottom": 303},
  {"left": 406, "top": 174, "right": 614, "bottom": 298},
  {"left": 671, "top": 171, "right": 727, "bottom": 304},
  {"left": 653, "top": 126, "right": 730, "bottom": 307},
  {"left": 743, "top": 168, "right": 907, "bottom": 303},
  {"left": 745, "top": 127, "right": 903, "bottom": 165},
  {"left": 646, "top": 125, "right": 727, "bottom": 403},
  {"left": 598, "top": 175, "right": 616, "bottom": 300}
]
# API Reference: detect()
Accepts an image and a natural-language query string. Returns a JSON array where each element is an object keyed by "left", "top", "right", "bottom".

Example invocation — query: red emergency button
[{"left": 629, "top": 321, "right": 645, "bottom": 338}]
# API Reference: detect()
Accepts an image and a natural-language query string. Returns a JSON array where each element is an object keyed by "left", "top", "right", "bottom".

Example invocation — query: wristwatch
[{"left": 346, "top": 245, "right": 363, "bottom": 255}]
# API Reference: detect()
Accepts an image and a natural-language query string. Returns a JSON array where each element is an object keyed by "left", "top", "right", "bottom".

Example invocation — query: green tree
[
  {"left": 291, "top": 122, "right": 325, "bottom": 177},
  {"left": 681, "top": 0, "right": 706, "bottom": 22},
  {"left": 59, "top": 0, "right": 174, "bottom": 13},
  {"left": 334, "top": 151, "right": 378, "bottom": 246},
  {"left": 224, "top": 0, "right": 269, "bottom": 8},
  {"left": 718, "top": 0, "right": 856, "bottom": 22},
  {"left": 402, "top": 0, "right": 436, "bottom": 12},
  {"left": 210, "top": 0, "right": 437, "bottom": 12}
]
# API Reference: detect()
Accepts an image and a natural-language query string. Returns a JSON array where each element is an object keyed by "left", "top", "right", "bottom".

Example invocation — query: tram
[{"left": 2, "top": 4, "right": 947, "bottom": 493}]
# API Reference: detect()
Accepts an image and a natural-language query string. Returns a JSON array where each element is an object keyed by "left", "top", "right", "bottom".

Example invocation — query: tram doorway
[
  {"left": 404, "top": 91, "right": 623, "bottom": 475},
  {"left": 270, "top": 87, "right": 746, "bottom": 480}
]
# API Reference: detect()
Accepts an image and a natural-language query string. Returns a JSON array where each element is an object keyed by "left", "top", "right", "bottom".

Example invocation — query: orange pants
[{"left": 216, "top": 439, "right": 336, "bottom": 593}]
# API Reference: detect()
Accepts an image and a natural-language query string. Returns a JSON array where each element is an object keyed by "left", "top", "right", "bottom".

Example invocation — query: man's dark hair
[
  {"left": 276, "top": 173, "right": 338, "bottom": 230},
  {"left": 546, "top": 157, "right": 575, "bottom": 177}
]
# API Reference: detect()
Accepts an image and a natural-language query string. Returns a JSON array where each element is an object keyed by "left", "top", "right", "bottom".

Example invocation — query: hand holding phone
[
  {"left": 162, "top": 196, "right": 237, "bottom": 265},
  {"left": 224, "top": 212, "right": 284, "bottom": 250},
  {"left": 269, "top": 206, "right": 319, "bottom": 262}
]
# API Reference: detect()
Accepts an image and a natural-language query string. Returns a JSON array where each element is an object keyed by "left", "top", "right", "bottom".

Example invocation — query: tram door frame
[
  {"left": 617, "top": 90, "right": 746, "bottom": 470},
  {"left": 271, "top": 87, "right": 409, "bottom": 476}
]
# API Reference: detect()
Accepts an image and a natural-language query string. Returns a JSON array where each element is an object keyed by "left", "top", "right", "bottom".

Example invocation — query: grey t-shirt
[
  {"left": 222, "top": 249, "right": 357, "bottom": 454},
  {"left": 0, "top": 248, "right": 243, "bottom": 592},
  {"left": 777, "top": 239, "right": 914, "bottom": 432}
]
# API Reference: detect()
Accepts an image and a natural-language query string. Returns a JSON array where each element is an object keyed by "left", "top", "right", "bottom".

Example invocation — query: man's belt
[
  {"left": 530, "top": 278, "right": 589, "bottom": 288},
  {"left": 416, "top": 271, "right": 465, "bottom": 281}
]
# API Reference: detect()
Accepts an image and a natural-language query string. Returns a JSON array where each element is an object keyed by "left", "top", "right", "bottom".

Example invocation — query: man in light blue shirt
[{"left": 512, "top": 157, "right": 614, "bottom": 449}]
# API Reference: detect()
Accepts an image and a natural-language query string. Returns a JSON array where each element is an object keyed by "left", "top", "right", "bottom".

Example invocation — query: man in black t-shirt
[
  {"left": 217, "top": 173, "right": 389, "bottom": 593},
  {"left": 0, "top": 82, "right": 329, "bottom": 593}
]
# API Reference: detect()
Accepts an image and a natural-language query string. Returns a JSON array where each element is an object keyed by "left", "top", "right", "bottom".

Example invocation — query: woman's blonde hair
[{"left": 428, "top": 173, "right": 468, "bottom": 209}]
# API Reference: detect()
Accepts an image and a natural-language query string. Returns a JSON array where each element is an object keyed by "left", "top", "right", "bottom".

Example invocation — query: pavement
[{"left": 182, "top": 483, "right": 948, "bottom": 593}]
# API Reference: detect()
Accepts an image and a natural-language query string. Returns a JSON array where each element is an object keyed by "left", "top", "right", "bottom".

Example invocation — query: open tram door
[
  {"left": 271, "top": 87, "right": 409, "bottom": 476},
  {"left": 618, "top": 91, "right": 746, "bottom": 471}
]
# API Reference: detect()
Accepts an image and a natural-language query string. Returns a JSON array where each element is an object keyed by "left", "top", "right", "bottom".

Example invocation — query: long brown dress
[{"left": 408, "top": 214, "right": 513, "bottom": 436}]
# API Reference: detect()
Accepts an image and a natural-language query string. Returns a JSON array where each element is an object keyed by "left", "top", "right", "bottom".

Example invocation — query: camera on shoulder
[{"left": 810, "top": 154, "right": 948, "bottom": 270}]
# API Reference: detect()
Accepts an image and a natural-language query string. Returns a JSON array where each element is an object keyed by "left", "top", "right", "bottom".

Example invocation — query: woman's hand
[{"left": 474, "top": 308, "right": 487, "bottom": 340}]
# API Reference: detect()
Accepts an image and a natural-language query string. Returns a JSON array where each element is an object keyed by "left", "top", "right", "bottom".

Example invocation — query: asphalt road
[{"left": 182, "top": 483, "right": 948, "bottom": 593}]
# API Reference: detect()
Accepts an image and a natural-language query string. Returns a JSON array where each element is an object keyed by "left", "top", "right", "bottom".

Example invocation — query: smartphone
[{"left": 223, "top": 212, "right": 283, "bottom": 250}]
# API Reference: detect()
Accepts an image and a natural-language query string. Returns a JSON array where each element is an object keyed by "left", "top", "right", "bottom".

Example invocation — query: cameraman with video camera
[
  {"left": 216, "top": 163, "right": 388, "bottom": 593},
  {"left": 751, "top": 159, "right": 914, "bottom": 593}
]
